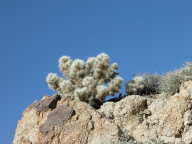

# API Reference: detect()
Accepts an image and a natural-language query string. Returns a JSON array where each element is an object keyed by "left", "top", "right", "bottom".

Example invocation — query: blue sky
[{"left": 1, "top": 0, "right": 192, "bottom": 143}]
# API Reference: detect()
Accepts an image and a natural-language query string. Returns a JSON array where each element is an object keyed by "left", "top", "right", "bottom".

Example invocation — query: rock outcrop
[
  {"left": 99, "top": 81, "right": 192, "bottom": 144},
  {"left": 13, "top": 81, "right": 192, "bottom": 144},
  {"left": 13, "top": 95, "right": 120, "bottom": 144}
]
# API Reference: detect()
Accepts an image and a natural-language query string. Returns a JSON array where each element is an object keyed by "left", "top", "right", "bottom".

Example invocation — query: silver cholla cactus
[{"left": 46, "top": 53, "right": 123, "bottom": 103}]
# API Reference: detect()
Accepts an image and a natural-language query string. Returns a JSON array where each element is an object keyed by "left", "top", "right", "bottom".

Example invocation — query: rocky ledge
[{"left": 13, "top": 81, "right": 192, "bottom": 144}]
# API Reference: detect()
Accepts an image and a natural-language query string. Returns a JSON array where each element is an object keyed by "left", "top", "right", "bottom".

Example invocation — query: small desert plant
[
  {"left": 46, "top": 53, "right": 123, "bottom": 105},
  {"left": 160, "top": 71, "right": 182, "bottom": 95},
  {"left": 179, "top": 62, "right": 192, "bottom": 80},
  {"left": 126, "top": 76, "right": 145, "bottom": 95},
  {"left": 160, "top": 62, "right": 192, "bottom": 95},
  {"left": 126, "top": 74, "right": 161, "bottom": 96}
]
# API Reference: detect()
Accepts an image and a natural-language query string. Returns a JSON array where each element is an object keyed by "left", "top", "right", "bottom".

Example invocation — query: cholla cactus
[
  {"left": 126, "top": 74, "right": 161, "bottom": 95},
  {"left": 46, "top": 53, "right": 123, "bottom": 103}
]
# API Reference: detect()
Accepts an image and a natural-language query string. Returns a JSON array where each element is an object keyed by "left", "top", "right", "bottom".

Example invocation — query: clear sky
[{"left": 1, "top": 0, "right": 192, "bottom": 143}]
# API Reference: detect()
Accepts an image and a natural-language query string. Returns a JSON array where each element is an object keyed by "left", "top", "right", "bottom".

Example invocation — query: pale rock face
[
  {"left": 13, "top": 108, "right": 40, "bottom": 144},
  {"left": 13, "top": 95, "right": 120, "bottom": 144},
  {"left": 99, "top": 95, "right": 148, "bottom": 136},
  {"left": 99, "top": 81, "right": 192, "bottom": 144},
  {"left": 182, "top": 102, "right": 192, "bottom": 144},
  {"left": 13, "top": 81, "right": 192, "bottom": 144},
  {"left": 182, "top": 128, "right": 192, "bottom": 144},
  {"left": 130, "top": 81, "right": 192, "bottom": 143}
]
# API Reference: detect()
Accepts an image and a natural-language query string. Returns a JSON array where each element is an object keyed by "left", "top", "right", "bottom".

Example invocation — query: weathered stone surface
[
  {"left": 99, "top": 95, "right": 148, "bottom": 135},
  {"left": 182, "top": 127, "right": 192, "bottom": 144},
  {"left": 132, "top": 81, "right": 192, "bottom": 143},
  {"left": 31, "top": 94, "right": 61, "bottom": 112},
  {"left": 14, "top": 97, "right": 120, "bottom": 144},
  {"left": 39, "top": 104, "right": 75, "bottom": 135},
  {"left": 99, "top": 81, "right": 192, "bottom": 144},
  {"left": 13, "top": 81, "right": 192, "bottom": 144},
  {"left": 132, "top": 94, "right": 187, "bottom": 142},
  {"left": 13, "top": 105, "right": 43, "bottom": 144}
]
